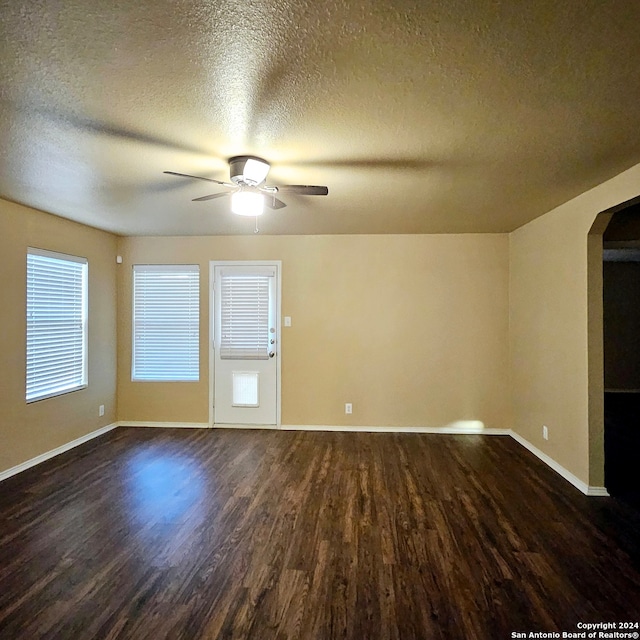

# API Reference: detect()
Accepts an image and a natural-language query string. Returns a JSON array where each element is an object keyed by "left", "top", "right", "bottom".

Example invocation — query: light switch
[{"left": 284, "top": 316, "right": 292, "bottom": 327}]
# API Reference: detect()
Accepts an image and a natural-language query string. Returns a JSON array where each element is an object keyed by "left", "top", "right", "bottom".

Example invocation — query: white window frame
[
  {"left": 131, "top": 264, "right": 200, "bottom": 382},
  {"left": 26, "top": 247, "right": 88, "bottom": 403}
]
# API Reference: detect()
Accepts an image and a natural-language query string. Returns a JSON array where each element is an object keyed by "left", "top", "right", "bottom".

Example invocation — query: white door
[{"left": 212, "top": 262, "right": 280, "bottom": 426}]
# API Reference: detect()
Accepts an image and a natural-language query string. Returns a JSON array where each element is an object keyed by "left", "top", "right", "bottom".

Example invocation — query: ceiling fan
[{"left": 164, "top": 156, "right": 328, "bottom": 217}]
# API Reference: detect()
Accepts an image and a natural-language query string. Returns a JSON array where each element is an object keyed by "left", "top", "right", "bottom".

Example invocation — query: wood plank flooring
[{"left": 1, "top": 428, "right": 639, "bottom": 639}]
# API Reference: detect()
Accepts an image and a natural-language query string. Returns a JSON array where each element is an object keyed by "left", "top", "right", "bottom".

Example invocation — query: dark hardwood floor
[{"left": 1, "top": 428, "right": 639, "bottom": 639}]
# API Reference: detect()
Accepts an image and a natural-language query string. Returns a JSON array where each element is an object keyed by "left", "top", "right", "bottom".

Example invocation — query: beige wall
[
  {"left": 603, "top": 261, "right": 640, "bottom": 390},
  {"left": 117, "top": 234, "right": 510, "bottom": 429},
  {"left": 0, "top": 199, "right": 118, "bottom": 474},
  {"left": 6, "top": 158, "right": 640, "bottom": 489},
  {"left": 509, "top": 163, "right": 640, "bottom": 487}
]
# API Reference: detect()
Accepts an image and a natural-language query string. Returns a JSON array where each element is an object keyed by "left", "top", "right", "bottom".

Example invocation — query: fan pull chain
[{"left": 254, "top": 216, "right": 260, "bottom": 234}]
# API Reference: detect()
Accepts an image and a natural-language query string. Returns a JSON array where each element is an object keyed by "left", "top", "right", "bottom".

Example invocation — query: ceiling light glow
[
  {"left": 243, "top": 158, "right": 270, "bottom": 185},
  {"left": 231, "top": 191, "right": 264, "bottom": 216}
]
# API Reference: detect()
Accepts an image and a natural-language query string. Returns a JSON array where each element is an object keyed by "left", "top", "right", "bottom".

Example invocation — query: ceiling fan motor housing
[{"left": 229, "top": 156, "right": 270, "bottom": 186}]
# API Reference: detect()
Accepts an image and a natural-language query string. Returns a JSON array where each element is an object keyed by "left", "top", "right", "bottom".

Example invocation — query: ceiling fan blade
[
  {"left": 164, "top": 171, "right": 233, "bottom": 187},
  {"left": 192, "top": 192, "right": 231, "bottom": 202},
  {"left": 275, "top": 185, "right": 328, "bottom": 196},
  {"left": 264, "top": 195, "right": 287, "bottom": 210}
]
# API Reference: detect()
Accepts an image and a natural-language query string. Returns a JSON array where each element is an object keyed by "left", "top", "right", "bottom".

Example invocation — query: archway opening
[{"left": 588, "top": 196, "right": 640, "bottom": 509}]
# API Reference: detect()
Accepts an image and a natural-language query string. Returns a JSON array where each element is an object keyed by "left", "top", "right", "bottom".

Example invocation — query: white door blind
[
  {"left": 26, "top": 248, "right": 88, "bottom": 403},
  {"left": 132, "top": 265, "right": 200, "bottom": 381},
  {"left": 219, "top": 271, "right": 273, "bottom": 360}
]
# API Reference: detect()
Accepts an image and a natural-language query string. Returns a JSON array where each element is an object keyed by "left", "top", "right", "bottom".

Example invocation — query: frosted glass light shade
[
  {"left": 243, "top": 158, "right": 270, "bottom": 185},
  {"left": 231, "top": 191, "right": 264, "bottom": 216}
]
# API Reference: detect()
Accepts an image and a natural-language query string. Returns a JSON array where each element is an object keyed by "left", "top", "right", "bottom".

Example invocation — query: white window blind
[
  {"left": 132, "top": 265, "right": 200, "bottom": 381},
  {"left": 219, "top": 270, "right": 273, "bottom": 360},
  {"left": 26, "top": 248, "right": 88, "bottom": 403}
]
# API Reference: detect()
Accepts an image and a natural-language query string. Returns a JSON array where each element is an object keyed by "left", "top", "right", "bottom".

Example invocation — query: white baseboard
[
  {"left": 0, "top": 423, "right": 118, "bottom": 482},
  {"left": 281, "top": 423, "right": 511, "bottom": 435},
  {"left": 508, "top": 431, "right": 609, "bottom": 497},
  {"left": 116, "top": 421, "right": 210, "bottom": 429},
  {"left": 585, "top": 486, "right": 610, "bottom": 497}
]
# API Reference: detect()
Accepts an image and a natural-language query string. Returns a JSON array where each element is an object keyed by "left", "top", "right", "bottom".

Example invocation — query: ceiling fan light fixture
[
  {"left": 165, "top": 157, "right": 328, "bottom": 214},
  {"left": 229, "top": 156, "right": 271, "bottom": 186},
  {"left": 231, "top": 191, "right": 264, "bottom": 216}
]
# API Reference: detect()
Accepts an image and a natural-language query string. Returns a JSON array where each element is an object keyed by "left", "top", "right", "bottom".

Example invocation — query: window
[
  {"left": 26, "top": 248, "right": 88, "bottom": 402},
  {"left": 132, "top": 265, "right": 200, "bottom": 381},
  {"left": 219, "top": 268, "right": 274, "bottom": 360}
]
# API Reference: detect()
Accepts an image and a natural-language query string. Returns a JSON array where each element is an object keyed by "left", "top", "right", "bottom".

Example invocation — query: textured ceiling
[{"left": 2, "top": 0, "right": 640, "bottom": 236}]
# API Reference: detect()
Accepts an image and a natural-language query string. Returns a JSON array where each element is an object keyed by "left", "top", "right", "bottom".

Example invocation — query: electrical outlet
[
  {"left": 99, "top": 404, "right": 105, "bottom": 417},
  {"left": 345, "top": 403, "right": 352, "bottom": 414},
  {"left": 543, "top": 425, "right": 548, "bottom": 440}
]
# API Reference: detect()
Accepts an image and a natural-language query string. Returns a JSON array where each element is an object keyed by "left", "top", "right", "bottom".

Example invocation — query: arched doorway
[{"left": 588, "top": 196, "right": 640, "bottom": 508}]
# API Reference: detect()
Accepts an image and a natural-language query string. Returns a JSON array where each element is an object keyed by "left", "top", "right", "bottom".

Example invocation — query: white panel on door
[{"left": 232, "top": 371, "right": 260, "bottom": 407}]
